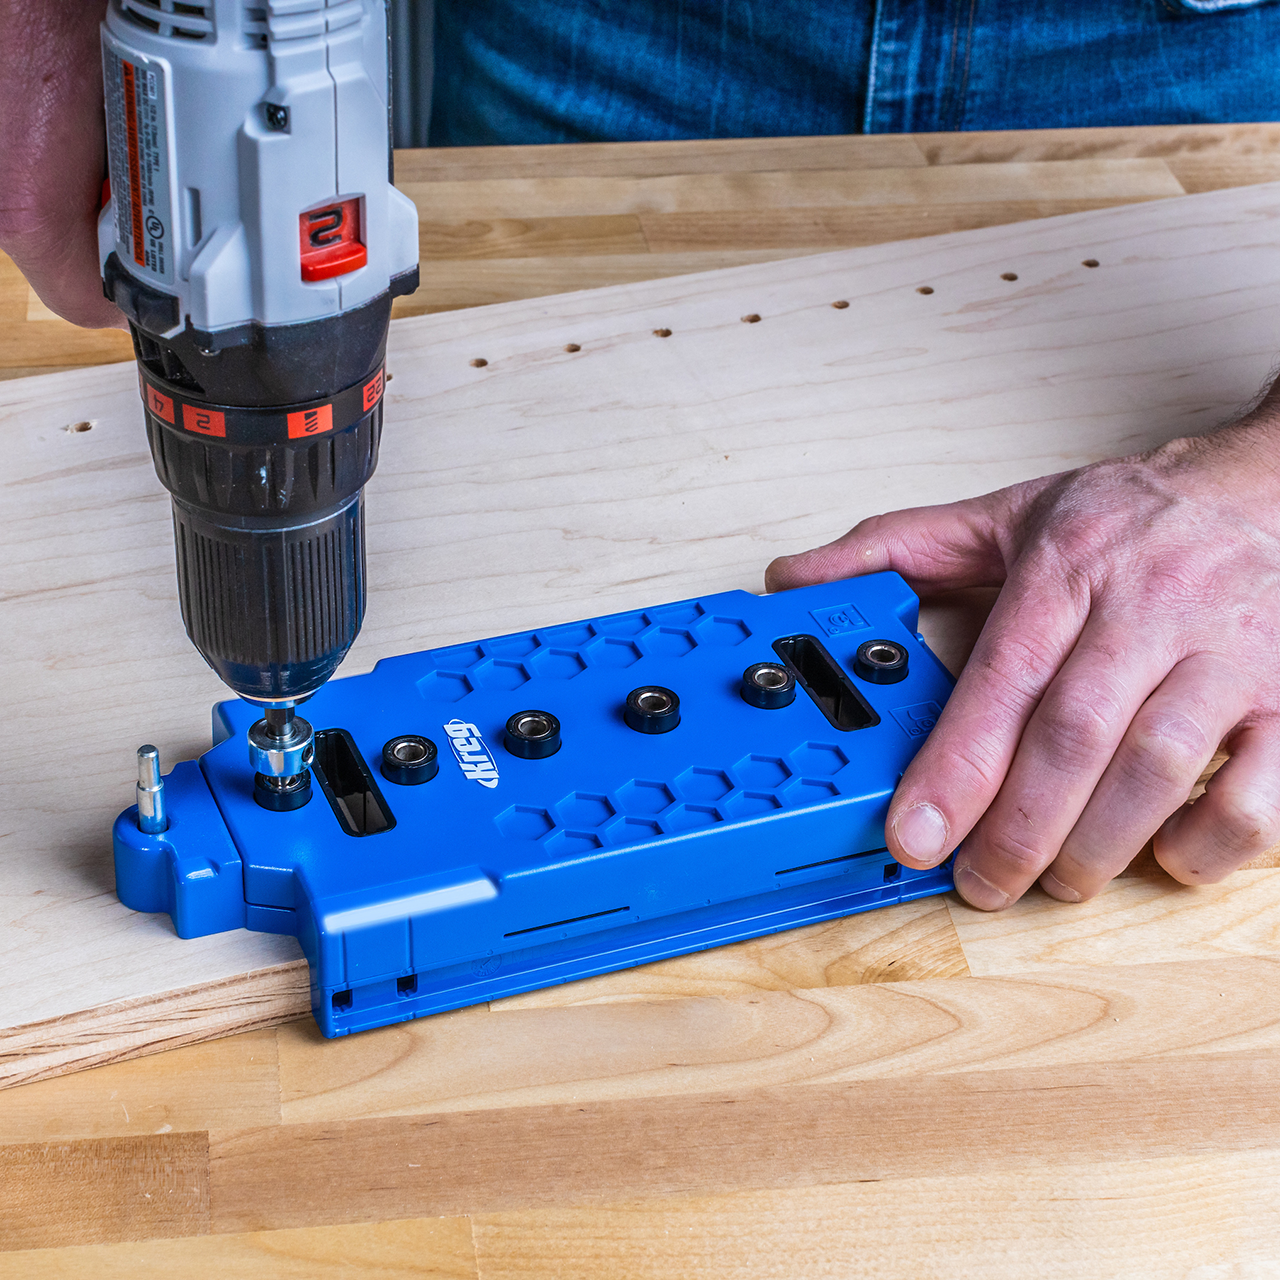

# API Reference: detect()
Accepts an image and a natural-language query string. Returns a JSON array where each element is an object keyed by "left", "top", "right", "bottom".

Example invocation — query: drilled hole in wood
[
  {"left": 470, "top": 358, "right": 488, "bottom": 368},
  {"left": 1001, "top": 272, "right": 1018, "bottom": 281},
  {"left": 1082, "top": 258, "right": 1100, "bottom": 268},
  {"left": 741, "top": 314, "right": 761, "bottom": 324},
  {"left": 65, "top": 421, "right": 94, "bottom": 433},
  {"left": 653, "top": 328, "right": 672, "bottom": 338},
  {"left": 831, "top": 300, "right": 849, "bottom": 309},
  {"left": 916, "top": 286, "right": 934, "bottom": 295},
  {"left": 564, "top": 343, "right": 581, "bottom": 352}
]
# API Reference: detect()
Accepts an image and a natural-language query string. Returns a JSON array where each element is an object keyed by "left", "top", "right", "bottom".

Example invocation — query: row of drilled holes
[
  {"left": 58, "top": 259, "right": 1111, "bottom": 425},
  {"left": 468, "top": 258, "right": 1104, "bottom": 367}
]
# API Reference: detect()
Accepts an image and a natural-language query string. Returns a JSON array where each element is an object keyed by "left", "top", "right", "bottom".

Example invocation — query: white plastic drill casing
[{"left": 99, "top": 0, "right": 419, "bottom": 337}]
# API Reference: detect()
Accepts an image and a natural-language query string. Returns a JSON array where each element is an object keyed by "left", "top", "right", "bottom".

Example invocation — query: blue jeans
[{"left": 428, "top": 0, "right": 1280, "bottom": 145}]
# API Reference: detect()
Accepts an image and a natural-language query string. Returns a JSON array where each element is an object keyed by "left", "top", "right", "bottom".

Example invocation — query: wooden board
[
  {"left": 14, "top": 122, "right": 1280, "bottom": 379},
  {"left": 6, "top": 179, "right": 1280, "bottom": 1098}
]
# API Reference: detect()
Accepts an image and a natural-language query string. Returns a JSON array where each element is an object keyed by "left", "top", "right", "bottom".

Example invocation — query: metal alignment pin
[{"left": 136, "top": 744, "right": 168, "bottom": 834}]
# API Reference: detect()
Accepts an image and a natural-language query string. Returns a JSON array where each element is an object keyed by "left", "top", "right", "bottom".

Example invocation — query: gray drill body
[{"left": 99, "top": 0, "right": 420, "bottom": 708}]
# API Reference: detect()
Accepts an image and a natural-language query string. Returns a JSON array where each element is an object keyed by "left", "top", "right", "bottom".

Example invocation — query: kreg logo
[{"left": 444, "top": 720, "right": 500, "bottom": 789}]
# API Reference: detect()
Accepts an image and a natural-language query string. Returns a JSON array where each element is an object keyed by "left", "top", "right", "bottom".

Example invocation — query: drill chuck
[{"left": 171, "top": 493, "right": 366, "bottom": 702}]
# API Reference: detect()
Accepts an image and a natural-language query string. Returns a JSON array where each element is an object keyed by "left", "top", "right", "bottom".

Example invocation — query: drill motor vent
[
  {"left": 243, "top": 0, "right": 361, "bottom": 47},
  {"left": 117, "top": 0, "right": 215, "bottom": 41}
]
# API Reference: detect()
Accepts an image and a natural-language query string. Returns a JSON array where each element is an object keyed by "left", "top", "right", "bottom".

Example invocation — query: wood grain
[
  {"left": 418, "top": 213, "right": 650, "bottom": 259},
  {"left": 912, "top": 122, "right": 1280, "bottom": 166},
  {"left": 470, "top": 1151, "right": 1280, "bottom": 1280},
  {"left": 0, "top": 1217, "right": 478, "bottom": 1280},
  {"left": 0, "top": 1028, "right": 279, "bottom": 1145},
  {"left": 0, "top": 1130, "right": 208, "bottom": 1251},
  {"left": 491, "top": 895, "right": 969, "bottom": 1006},
  {"left": 208, "top": 1051, "right": 1280, "bottom": 1232},
  {"left": 399, "top": 160, "right": 1183, "bottom": 221},
  {"left": 0, "top": 963, "right": 308, "bottom": 1090},
  {"left": 273, "top": 955, "right": 1280, "bottom": 1125},
  {"left": 951, "top": 869, "right": 1280, "bottom": 976},
  {"left": 400, "top": 249, "right": 826, "bottom": 313},
  {"left": 393, "top": 133, "right": 930, "bottom": 182},
  {"left": 636, "top": 200, "right": 1156, "bottom": 252}
]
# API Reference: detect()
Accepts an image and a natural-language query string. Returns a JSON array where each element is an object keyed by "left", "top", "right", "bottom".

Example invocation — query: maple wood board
[
  {"left": 4, "top": 181, "right": 1280, "bottom": 1089},
  {"left": 21, "top": 122, "right": 1280, "bottom": 374}
]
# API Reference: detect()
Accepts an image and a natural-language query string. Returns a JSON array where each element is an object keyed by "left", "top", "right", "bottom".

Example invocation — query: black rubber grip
[{"left": 171, "top": 493, "right": 366, "bottom": 701}]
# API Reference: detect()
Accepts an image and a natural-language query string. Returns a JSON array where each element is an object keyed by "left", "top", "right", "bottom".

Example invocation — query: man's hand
[
  {"left": 766, "top": 407, "right": 1280, "bottom": 910},
  {"left": 0, "top": 0, "right": 123, "bottom": 328}
]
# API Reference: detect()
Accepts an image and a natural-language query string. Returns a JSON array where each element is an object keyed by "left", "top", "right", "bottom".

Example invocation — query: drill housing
[{"left": 98, "top": 0, "right": 419, "bottom": 702}]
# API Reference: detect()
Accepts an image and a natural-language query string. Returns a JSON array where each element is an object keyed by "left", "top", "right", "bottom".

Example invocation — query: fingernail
[
  {"left": 891, "top": 802, "right": 949, "bottom": 867},
  {"left": 954, "top": 863, "right": 1010, "bottom": 911},
  {"left": 1039, "top": 871, "right": 1083, "bottom": 903}
]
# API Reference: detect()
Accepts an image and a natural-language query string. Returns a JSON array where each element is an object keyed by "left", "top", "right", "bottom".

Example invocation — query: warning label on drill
[{"left": 103, "top": 36, "right": 173, "bottom": 284}]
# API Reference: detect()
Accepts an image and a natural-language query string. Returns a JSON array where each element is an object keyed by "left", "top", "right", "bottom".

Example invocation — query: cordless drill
[{"left": 98, "top": 0, "right": 419, "bottom": 810}]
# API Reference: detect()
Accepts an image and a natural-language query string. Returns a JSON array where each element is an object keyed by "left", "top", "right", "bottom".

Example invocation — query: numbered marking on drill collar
[
  {"left": 137, "top": 366, "right": 385, "bottom": 444},
  {"left": 287, "top": 404, "right": 333, "bottom": 440}
]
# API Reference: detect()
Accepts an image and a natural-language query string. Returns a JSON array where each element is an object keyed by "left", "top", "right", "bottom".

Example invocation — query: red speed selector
[{"left": 299, "top": 197, "right": 367, "bottom": 282}]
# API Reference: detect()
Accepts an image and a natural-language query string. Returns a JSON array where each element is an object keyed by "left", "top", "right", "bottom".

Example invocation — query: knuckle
[
  {"left": 981, "top": 631, "right": 1062, "bottom": 702},
  {"left": 939, "top": 734, "right": 1009, "bottom": 798},
  {"left": 1039, "top": 518, "right": 1100, "bottom": 569},
  {"left": 1124, "top": 712, "right": 1213, "bottom": 792},
  {"left": 1035, "top": 683, "right": 1123, "bottom": 768},
  {"left": 1135, "top": 563, "right": 1206, "bottom": 615},
  {"left": 1213, "top": 785, "right": 1280, "bottom": 852},
  {"left": 850, "top": 512, "right": 892, "bottom": 540},
  {"left": 1154, "top": 839, "right": 1232, "bottom": 886},
  {"left": 980, "top": 826, "right": 1052, "bottom": 880}
]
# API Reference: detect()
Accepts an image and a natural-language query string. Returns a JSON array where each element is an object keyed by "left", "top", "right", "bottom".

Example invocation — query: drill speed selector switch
[{"left": 114, "top": 575, "right": 958, "bottom": 1038}]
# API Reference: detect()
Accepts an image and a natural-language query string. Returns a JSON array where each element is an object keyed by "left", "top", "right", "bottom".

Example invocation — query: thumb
[{"left": 765, "top": 494, "right": 1014, "bottom": 594}]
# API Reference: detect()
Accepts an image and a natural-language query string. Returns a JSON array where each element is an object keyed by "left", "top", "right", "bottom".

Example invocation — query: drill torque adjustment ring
[
  {"left": 853, "top": 639, "right": 910, "bottom": 684},
  {"left": 504, "top": 710, "right": 562, "bottom": 759},
  {"left": 741, "top": 662, "right": 796, "bottom": 710},
  {"left": 624, "top": 686, "right": 681, "bottom": 734},
  {"left": 381, "top": 735, "right": 439, "bottom": 785},
  {"left": 136, "top": 745, "right": 168, "bottom": 834}
]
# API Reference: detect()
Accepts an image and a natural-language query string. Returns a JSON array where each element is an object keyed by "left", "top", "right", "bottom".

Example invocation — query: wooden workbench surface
[
  {"left": 7, "top": 122, "right": 1280, "bottom": 382},
  {"left": 5, "top": 125, "right": 1280, "bottom": 1277}
]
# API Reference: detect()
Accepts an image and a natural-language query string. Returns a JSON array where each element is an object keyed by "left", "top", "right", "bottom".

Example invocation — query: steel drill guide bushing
[
  {"left": 853, "top": 638, "right": 911, "bottom": 684},
  {"left": 741, "top": 662, "right": 797, "bottom": 709},
  {"left": 381, "top": 736, "right": 439, "bottom": 785},
  {"left": 504, "top": 711, "right": 562, "bottom": 759},
  {"left": 113, "top": 573, "right": 956, "bottom": 1039}
]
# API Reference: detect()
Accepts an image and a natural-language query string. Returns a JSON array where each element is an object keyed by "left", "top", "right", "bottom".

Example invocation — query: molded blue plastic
[{"left": 113, "top": 574, "right": 956, "bottom": 1037}]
